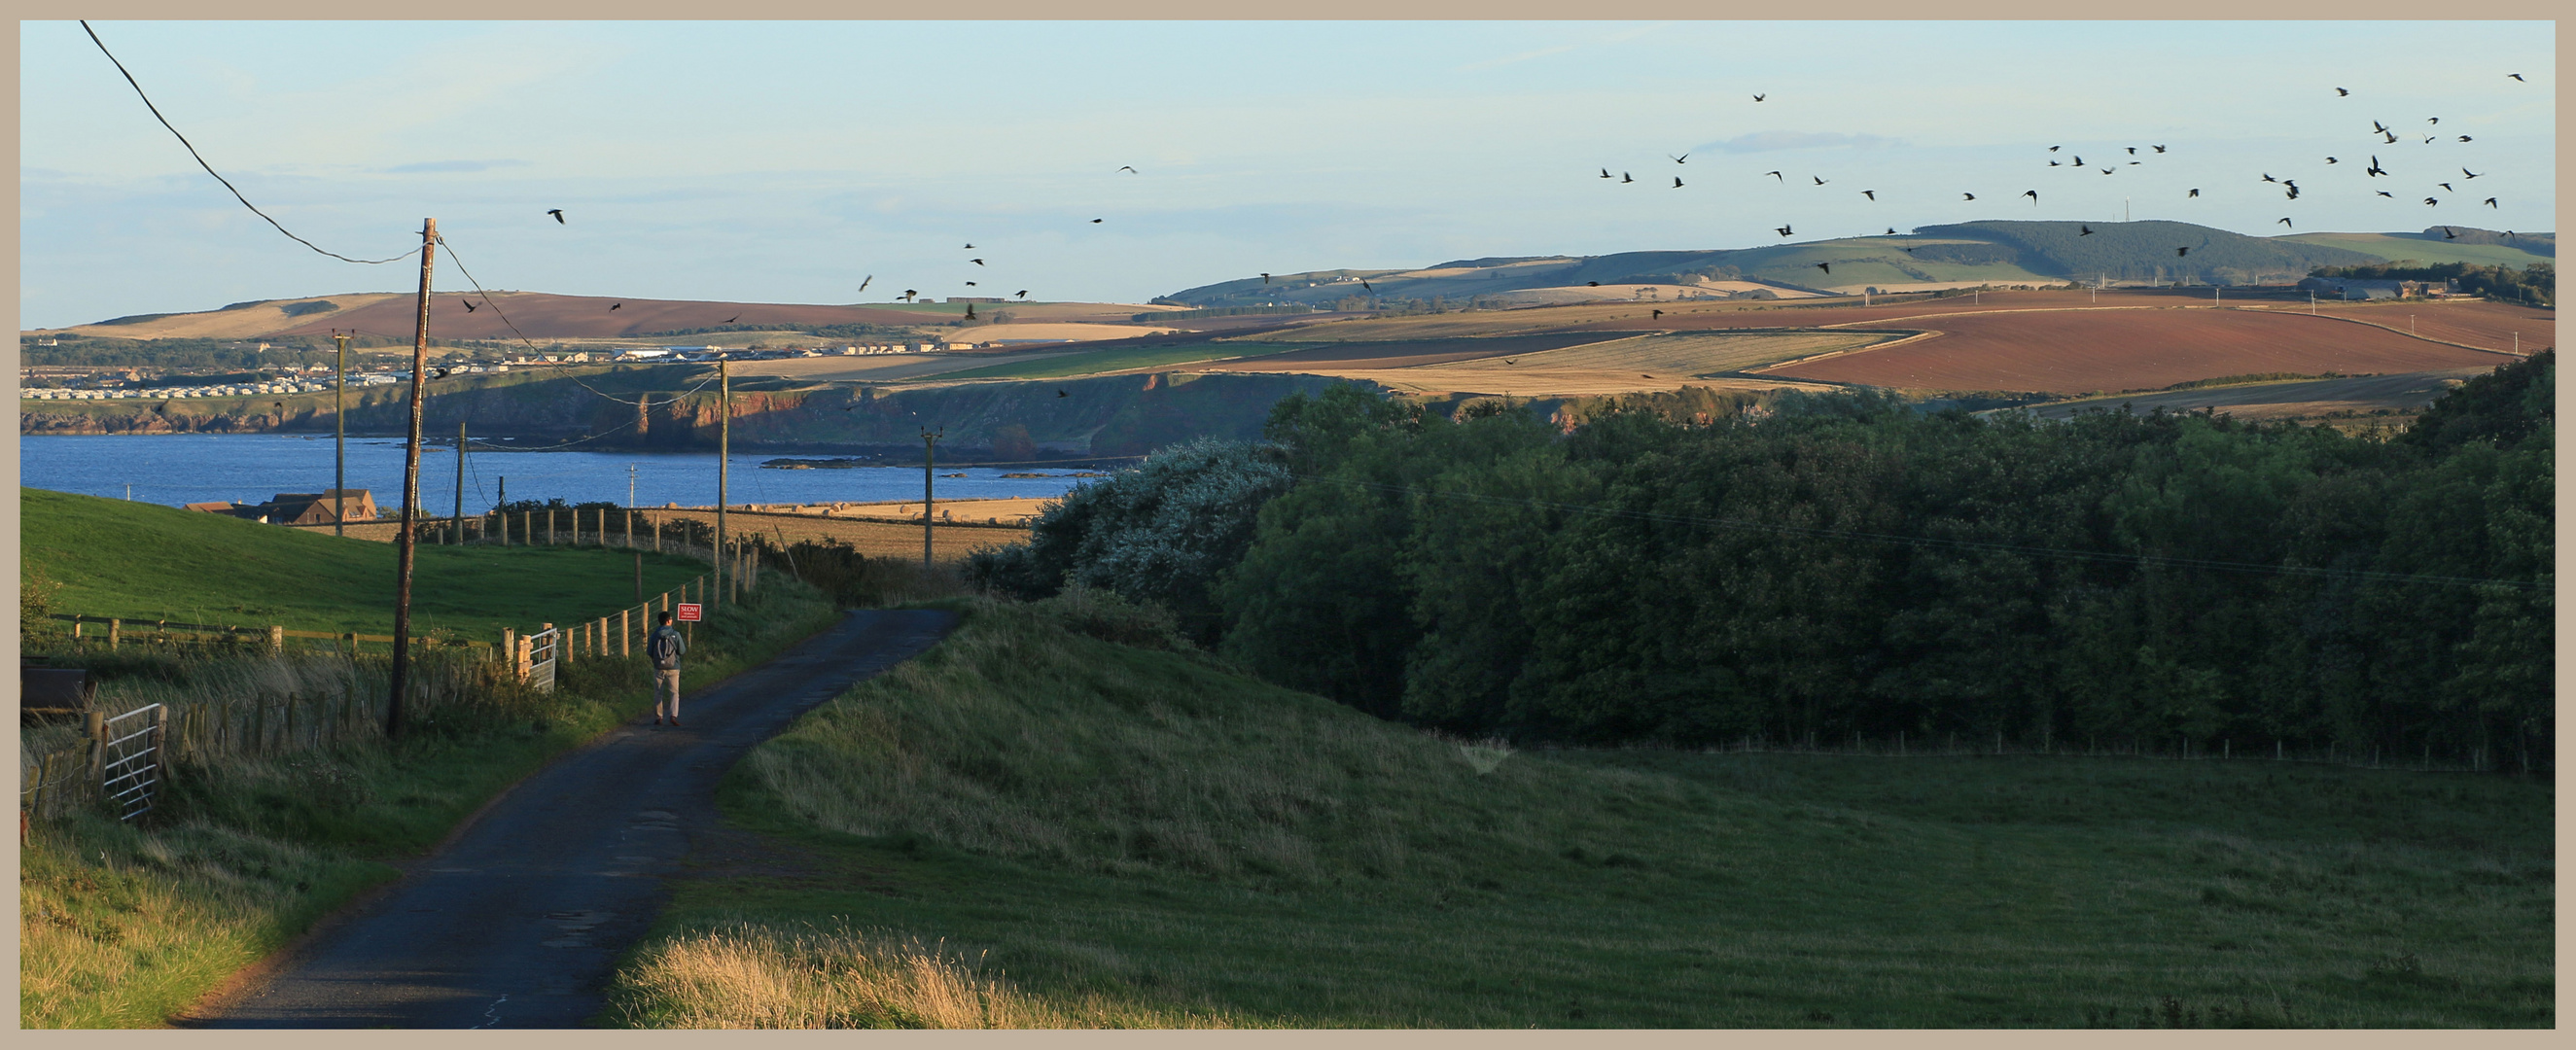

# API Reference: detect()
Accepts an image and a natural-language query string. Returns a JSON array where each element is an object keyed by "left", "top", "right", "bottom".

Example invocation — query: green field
[
  {"left": 2277, "top": 232, "right": 2555, "bottom": 269},
  {"left": 927, "top": 342, "right": 1317, "bottom": 381},
  {"left": 604, "top": 598, "right": 2554, "bottom": 1029},
  {"left": 21, "top": 487, "right": 706, "bottom": 640},
  {"left": 1733, "top": 239, "right": 2067, "bottom": 289}
]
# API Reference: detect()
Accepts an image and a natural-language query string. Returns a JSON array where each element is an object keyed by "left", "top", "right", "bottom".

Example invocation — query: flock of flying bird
[
  {"left": 462, "top": 77, "right": 2533, "bottom": 318},
  {"left": 1592, "top": 79, "right": 2533, "bottom": 281}
]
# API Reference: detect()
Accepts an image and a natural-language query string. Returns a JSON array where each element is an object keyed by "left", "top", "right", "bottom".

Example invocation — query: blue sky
[{"left": 18, "top": 20, "right": 2555, "bottom": 329}]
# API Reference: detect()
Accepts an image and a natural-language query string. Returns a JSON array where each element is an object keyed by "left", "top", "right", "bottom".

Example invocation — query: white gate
[
  {"left": 514, "top": 625, "right": 560, "bottom": 693},
  {"left": 100, "top": 703, "right": 166, "bottom": 822}
]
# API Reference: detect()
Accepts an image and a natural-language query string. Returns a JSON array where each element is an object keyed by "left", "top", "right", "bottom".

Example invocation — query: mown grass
[
  {"left": 22, "top": 487, "right": 707, "bottom": 639},
  {"left": 19, "top": 567, "right": 840, "bottom": 1028},
  {"left": 926, "top": 342, "right": 1313, "bottom": 381},
  {"left": 606, "top": 597, "right": 2554, "bottom": 1029}
]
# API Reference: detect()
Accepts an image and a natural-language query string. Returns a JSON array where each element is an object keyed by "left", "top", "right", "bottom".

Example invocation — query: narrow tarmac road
[{"left": 190, "top": 609, "right": 956, "bottom": 1029}]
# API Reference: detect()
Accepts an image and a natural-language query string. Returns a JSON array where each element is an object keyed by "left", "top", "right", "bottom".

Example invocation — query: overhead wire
[
  {"left": 1291, "top": 472, "right": 2547, "bottom": 592},
  {"left": 78, "top": 20, "right": 414, "bottom": 266}
]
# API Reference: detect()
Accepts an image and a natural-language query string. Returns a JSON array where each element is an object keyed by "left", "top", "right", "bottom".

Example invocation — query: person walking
[{"left": 647, "top": 611, "right": 688, "bottom": 727}]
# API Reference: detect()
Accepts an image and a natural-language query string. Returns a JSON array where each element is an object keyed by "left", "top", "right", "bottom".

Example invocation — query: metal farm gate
[{"left": 100, "top": 703, "right": 168, "bottom": 822}]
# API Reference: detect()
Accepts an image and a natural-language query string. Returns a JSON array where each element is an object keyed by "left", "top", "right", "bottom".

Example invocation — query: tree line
[
  {"left": 971, "top": 355, "right": 2553, "bottom": 771},
  {"left": 2310, "top": 261, "right": 2555, "bottom": 306}
]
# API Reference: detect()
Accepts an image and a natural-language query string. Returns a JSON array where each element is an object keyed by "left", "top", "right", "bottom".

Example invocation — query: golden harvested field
[{"left": 1330, "top": 332, "right": 1883, "bottom": 396}]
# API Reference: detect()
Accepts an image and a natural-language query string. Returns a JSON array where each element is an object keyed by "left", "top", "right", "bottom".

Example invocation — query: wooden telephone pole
[
  {"left": 715, "top": 358, "right": 729, "bottom": 605},
  {"left": 921, "top": 427, "right": 942, "bottom": 566},
  {"left": 334, "top": 332, "right": 349, "bottom": 537},
  {"left": 388, "top": 218, "right": 435, "bottom": 741}
]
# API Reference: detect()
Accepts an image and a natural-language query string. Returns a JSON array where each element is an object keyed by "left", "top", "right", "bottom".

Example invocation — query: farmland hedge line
[{"left": 979, "top": 356, "right": 2553, "bottom": 770}]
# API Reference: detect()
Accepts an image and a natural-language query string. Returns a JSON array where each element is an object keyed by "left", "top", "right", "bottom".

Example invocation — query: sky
[{"left": 18, "top": 19, "right": 2557, "bottom": 330}]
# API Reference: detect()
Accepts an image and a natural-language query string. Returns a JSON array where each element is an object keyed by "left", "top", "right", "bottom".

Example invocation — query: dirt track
[{"left": 185, "top": 609, "right": 957, "bottom": 1029}]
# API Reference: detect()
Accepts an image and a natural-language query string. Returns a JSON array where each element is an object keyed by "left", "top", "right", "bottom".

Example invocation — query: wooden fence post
[
  {"left": 269, "top": 624, "right": 285, "bottom": 656},
  {"left": 109, "top": 618, "right": 122, "bottom": 650},
  {"left": 621, "top": 608, "right": 632, "bottom": 658},
  {"left": 86, "top": 710, "right": 108, "bottom": 786}
]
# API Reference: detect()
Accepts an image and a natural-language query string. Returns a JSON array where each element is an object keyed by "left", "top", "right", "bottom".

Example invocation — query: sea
[{"left": 18, "top": 434, "right": 1098, "bottom": 512}]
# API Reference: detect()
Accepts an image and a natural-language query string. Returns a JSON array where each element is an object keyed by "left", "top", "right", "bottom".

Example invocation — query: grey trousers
[{"left": 654, "top": 668, "right": 683, "bottom": 719}]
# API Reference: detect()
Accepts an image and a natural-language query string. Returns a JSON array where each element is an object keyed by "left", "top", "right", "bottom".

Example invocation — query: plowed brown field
[
  {"left": 2310, "top": 300, "right": 2556, "bottom": 355},
  {"left": 1760, "top": 307, "right": 2517, "bottom": 394}
]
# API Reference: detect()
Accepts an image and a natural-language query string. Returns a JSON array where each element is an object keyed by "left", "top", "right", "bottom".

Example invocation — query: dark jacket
[{"left": 647, "top": 624, "right": 688, "bottom": 671}]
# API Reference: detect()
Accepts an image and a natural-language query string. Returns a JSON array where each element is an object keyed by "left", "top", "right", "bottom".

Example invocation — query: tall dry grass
[{"left": 612, "top": 921, "right": 1231, "bottom": 1029}]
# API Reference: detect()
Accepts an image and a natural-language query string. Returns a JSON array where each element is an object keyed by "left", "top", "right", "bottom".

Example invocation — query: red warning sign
[{"left": 675, "top": 603, "right": 703, "bottom": 622}]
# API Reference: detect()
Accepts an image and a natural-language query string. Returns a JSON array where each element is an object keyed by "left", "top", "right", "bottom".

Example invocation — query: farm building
[
  {"left": 2298, "top": 276, "right": 2457, "bottom": 300},
  {"left": 189, "top": 490, "right": 377, "bottom": 525}
]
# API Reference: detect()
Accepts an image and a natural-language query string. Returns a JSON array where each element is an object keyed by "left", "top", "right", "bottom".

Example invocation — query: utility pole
[
  {"left": 628, "top": 463, "right": 637, "bottom": 508},
  {"left": 335, "top": 332, "right": 348, "bottom": 537},
  {"left": 452, "top": 420, "right": 466, "bottom": 544},
  {"left": 921, "top": 427, "right": 942, "bottom": 567},
  {"left": 389, "top": 218, "right": 435, "bottom": 741},
  {"left": 716, "top": 357, "right": 729, "bottom": 604}
]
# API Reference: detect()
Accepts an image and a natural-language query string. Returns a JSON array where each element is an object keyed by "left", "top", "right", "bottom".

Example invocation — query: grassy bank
[
  {"left": 20, "top": 492, "right": 839, "bottom": 1027},
  {"left": 23, "top": 487, "right": 707, "bottom": 639},
  {"left": 604, "top": 596, "right": 2553, "bottom": 1028}
]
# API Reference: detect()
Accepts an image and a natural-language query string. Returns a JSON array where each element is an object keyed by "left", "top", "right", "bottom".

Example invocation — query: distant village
[{"left": 18, "top": 340, "right": 993, "bottom": 400}]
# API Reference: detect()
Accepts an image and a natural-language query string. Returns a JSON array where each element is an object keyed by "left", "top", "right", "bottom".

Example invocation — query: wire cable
[
  {"left": 436, "top": 234, "right": 724, "bottom": 409},
  {"left": 79, "top": 20, "right": 414, "bottom": 265},
  {"left": 1291, "top": 472, "right": 2548, "bottom": 592}
]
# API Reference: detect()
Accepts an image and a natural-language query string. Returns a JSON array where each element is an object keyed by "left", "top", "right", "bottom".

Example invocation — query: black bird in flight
[
  {"left": 2049, "top": 145, "right": 2061, "bottom": 152},
  {"left": 2365, "top": 157, "right": 2387, "bottom": 176},
  {"left": 2023, "top": 190, "right": 2038, "bottom": 204},
  {"left": 1652, "top": 308, "right": 1664, "bottom": 319},
  {"left": 1751, "top": 93, "right": 1766, "bottom": 101},
  {"left": 1815, "top": 262, "right": 1831, "bottom": 275},
  {"left": 2439, "top": 182, "right": 2454, "bottom": 191},
  {"left": 1586, "top": 281, "right": 1601, "bottom": 287},
  {"left": 2153, "top": 145, "right": 2168, "bottom": 153},
  {"left": 2424, "top": 197, "right": 2439, "bottom": 206},
  {"left": 2457, "top": 135, "right": 2474, "bottom": 142},
  {"left": 2127, "top": 147, "right": 2137, "bottom": 155},
  {"left": 964, "top": 304, "right": 977, "bottom": 320},
  {"left": 1058, "top": 389, "right": 1069, "bottom": 397},
  {"left": 2102, "top": 167, "right": 2116, "bottom": 174},
  {"left": 1775, "top": 224, "right": 1794, "bottom": 236},
  {"left": 1862, "top": 190, "right": 1876, "bottom": 199},
  {"left": 2080, "top": 226, "right": 2095, "bottom": 236},
  {"left": 431, "top": 368, "right": 449, "bottom": 380},
  {"left": 2336, "top": 87, "right": 2350, "bottom": 95},
  {"left": 2427, "top": 117, "right": 2439, "bottom": 124},
  {"left": 2383, "top": 130, "right": 2399, "bottom": 143},
  {"left": 2261, "top": 173, "right": 2277, "bottom": 183},
  {"left": 1622, "top": 172, "right": 1635, "bottom": 183},
  {"left": 964, "top": 281, "right": 977, "bottom": 287},
  {"left": 2377, "top": 192, "right": 2394, "bottom": 197},
  {"left": 2373, "top": 120, "right": 2388, "bottom": 132},
  {"left": 1671, "top": 154, "right": 1688, "bottom": 164},
  {"left": 2444, "top": 227, "right": 2459, "bottom": 239},
  {"left": 2278, "top": 218, "right": 2294, "bottom": 228},
  {"left": 900, "top": 290, "right": 918, "bottom": 301},
  {"left": 1641, "top": 373, "right": 1653, "bottom": 379},
  {"left": 2071, "top": 156, "right": 2082, "bottom": 165},
  {"left": 2050, "top": 160, "right": 2062, "bottom": 167},
  {"left": 1765, "top": 170, "right": 1783, "bottom": 182},
  {"left": 1360, "top": 279, "right": 1373, "bottom": 292},
  {"left": 2484, "top": 197, "right": 2499, "bottom": 208},
  {"left": 1502, "top": 358, "right": 1519, "bottom": 365},
  {"left": 1600, "top": 167, "right": 1612, "bottom": 179},
  {"left": 964, "top": 243, "right": 975, "bottom": 249},
  {"left": 1673, "top": 177, "right": 1684, "bottom": 188},
  {"left": 1091, "top": 219, "right": 1103, "bottom": 224},
  {"left": 1260, "top": 273, "right": 1271, "bottom": 283},
  {"left": 970, "top": 259, "right": 985, "bottom": 265},
  {"left": 2176, "top": 246, "right": 2192, "bottom": 257},
  {"left": 1961, "top": 192, "right": 1975, "bottom": 201},
  {"left": 460, "top": 298, "right": 477, "bottom": 312},
  {"left": 546, "top": 208, "right": 564, "bottom": 224},
  {"left": 859, "top": 275, "right": 873, "bottom": 292},
  {"left": 610, "top": 302, "right": 621, "bottom": 311},
  {"left": 2422, "top": 135, "right": 2437, "bottom": 144},
  {"left": 723, "top": 315, "right": 738, "bottom": 323},
  {"left": 2286, "top": 186, "right": 2301, "bottom": 200},
  {"left": 1885, "top": 227, "right": 1897, "bottom": 235},
  {"left": 1812, "top": 175, "right": 1828, "bottom": 185},
  {"left": 2188, "top": 189, "right": 2200, "bottom": 197},
  {"left": 1117, "top": 165, "right": 1138, "bottom": 173},
  {"left": 1016, "top": 290, "right": 1030, "bottom": 299},
  {"left": 2509, "top": 73, "right": 2524, "bottom": 81},
  {"left": 2326, "top": 157, "right": 2340, "bottom": 163}
]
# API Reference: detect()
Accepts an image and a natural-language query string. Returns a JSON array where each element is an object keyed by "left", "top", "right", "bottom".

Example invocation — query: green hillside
[
  {"left": 603, "top": 597, "right": 2553, "bottom": 1028},
  {"left": 2280, "top": 230, "right": 2556, "bottom": 268},
  {"left": 20, "top": 487, "right": 705, "bottom": 640},
  {"left": 1914, "top": 220, "right": 2382, "bottom": 283}
]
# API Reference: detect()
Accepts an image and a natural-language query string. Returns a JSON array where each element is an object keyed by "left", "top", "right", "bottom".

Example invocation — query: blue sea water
[{"left": 18, "top": 434, "right": 1094, "bottom": 512}]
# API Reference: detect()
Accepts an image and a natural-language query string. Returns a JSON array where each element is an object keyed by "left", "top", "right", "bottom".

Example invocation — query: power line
[
  {"left": 437, "top": 235, "right": 723, "bottom": 409},
  {"left": 1294, "top": 472, "right": 2546, "bottom": 592},
  {"left": 78, "top": 20, "right": 413, "bottom": 266}
]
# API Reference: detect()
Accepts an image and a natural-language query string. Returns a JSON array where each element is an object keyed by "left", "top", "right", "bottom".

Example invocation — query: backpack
[{"left": 647, "top": 628, "right": 681, "bottom": 670}]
